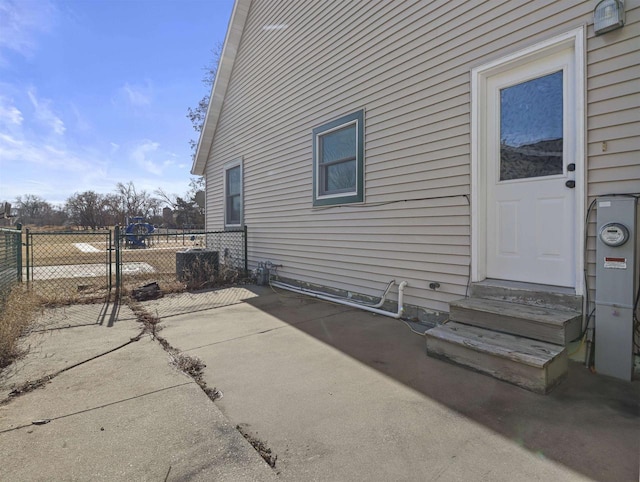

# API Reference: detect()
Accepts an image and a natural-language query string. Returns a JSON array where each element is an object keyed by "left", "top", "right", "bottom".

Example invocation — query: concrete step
[
  {"left": 470, "top": 280, "right": 582, "bottom": 312},
  {"left": 449, "top": 298, "right": 581, "bottom": 346},
  {"left": 425, "top": 322, "right": 568, "bottom": 394}
]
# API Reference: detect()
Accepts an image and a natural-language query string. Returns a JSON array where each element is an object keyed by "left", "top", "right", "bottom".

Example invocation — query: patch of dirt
[{"left": 1, "top": 375, "right": 53, "bottom": 405}]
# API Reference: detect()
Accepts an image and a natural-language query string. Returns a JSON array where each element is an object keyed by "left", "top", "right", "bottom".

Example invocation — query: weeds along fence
[
  {"left": 13, "top": 226, "right": 248, "bottom": 305},
  {"left": 116, "top": 226, "right": 247, "bottom": 295},
  {"left": 0, "top": 227, "right": 23, "bottom": 308}
]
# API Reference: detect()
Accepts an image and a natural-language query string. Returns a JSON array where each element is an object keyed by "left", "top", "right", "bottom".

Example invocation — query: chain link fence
[
  {"left": 1, "top": 227, "right": 248, "bottom": 319},
  {"left": 24, "top": 229, "right": 113, "bottom": 304},
  {"left": 0, "top": 227, "right": 22, "bottom": 306},
  {"left": 117, "top": 227, "right": 248, "bottom": 299}
]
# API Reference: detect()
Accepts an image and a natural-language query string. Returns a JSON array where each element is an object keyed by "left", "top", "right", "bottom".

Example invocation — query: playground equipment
[{"left": 125, "top": 217, "right": 155, "bottom": 248}]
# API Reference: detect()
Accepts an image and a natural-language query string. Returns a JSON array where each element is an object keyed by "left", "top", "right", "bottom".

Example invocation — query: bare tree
[
  {"left": 155, "top": 177, "right": 205, "bottom": 228},
  {"left": 65, "top": 191, "right": 105, "bottom": 229},
  {"left": 187, "top": 43, "right": 223, "bottom": 156},
  {"left": 114, "top": 181, "right": 160, "bottom": 220},
  {"left": 102, "top": 193, "right": 125, "bottom": 226},
  {"left": 15, "top": 194, "right": 53, "bottom": 226}
]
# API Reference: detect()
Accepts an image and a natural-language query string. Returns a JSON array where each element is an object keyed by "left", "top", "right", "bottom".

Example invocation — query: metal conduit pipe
[
  {"left": 271, "top": 280, "right": 409, "bottom": 319},
  {"left": 271, "top": 279, "right": 396, "bottom": 309}
]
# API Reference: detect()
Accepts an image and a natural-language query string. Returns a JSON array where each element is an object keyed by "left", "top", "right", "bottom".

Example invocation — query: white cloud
[
  {"left": 0, "top": 0, "right": 56, "bottom": 62},
  {"left": 0, "top": 129, "right": 112, "bottom": 203},
  {"left": 70, "top": 103, "right": 90, "bottom": 132},
  {"left": 0, "top": 96, "right": 23, "bottom": 126},
  {"left": 0, "top": 132, "right": 93, "bottom": 172},
  {"left": 128, "top": 140, "right": 181, "bottom": 177},
  {"left": 121, "top": 82, "right": 152, "bottom": 107},
  {"left": 130, "top": 139, "right": 162, "bottom": 175},
  {"left": 27, "top": 89, "right": 66, "bottom": 135}
]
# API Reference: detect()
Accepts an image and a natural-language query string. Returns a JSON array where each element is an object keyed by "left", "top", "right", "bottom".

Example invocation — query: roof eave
[{"left": 191, "top": 0, "right": 251, "bottom": 176}]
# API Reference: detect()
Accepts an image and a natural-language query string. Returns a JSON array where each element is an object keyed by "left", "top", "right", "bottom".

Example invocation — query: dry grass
[
  {"left": 0, "top": 285, "right": 42, "bottom": 369},
  {"left": 0, "top": 280, "right": 113, "bottom": 370}
]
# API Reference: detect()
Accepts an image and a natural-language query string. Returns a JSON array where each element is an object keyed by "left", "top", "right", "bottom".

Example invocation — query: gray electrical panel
[{"left": 595, "top": 196, "right": 638, "bottom": 381}]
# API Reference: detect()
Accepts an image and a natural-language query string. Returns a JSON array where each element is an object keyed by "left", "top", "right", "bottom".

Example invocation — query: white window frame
[{"left": 223, "top": 158, "right": 243, "bottom": 229}]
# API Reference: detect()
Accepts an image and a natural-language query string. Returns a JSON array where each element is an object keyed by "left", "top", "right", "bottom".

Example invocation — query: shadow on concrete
[
  {"left": 243, "top": 291, "right": 640, "bottom": 482},
  {"left": 97, "top": 298, "right": 121, "bottom": 328}
]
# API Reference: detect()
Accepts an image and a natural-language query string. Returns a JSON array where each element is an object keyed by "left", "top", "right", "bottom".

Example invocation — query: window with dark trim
[
  {"left": 312, "top": 110, "right": 364, "bottom": 206},
  {"left": 224, "top": 159, "right": 242, "bottom": 228}
]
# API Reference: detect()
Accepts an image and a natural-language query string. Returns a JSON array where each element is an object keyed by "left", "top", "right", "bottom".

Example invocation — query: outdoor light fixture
[{"left": 594, "top": 0, "right": 625, "bottom": 35}]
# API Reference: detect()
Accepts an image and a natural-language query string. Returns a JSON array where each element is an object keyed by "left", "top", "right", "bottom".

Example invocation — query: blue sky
[{"left": 0, "top": 0, "right": 234, "bottom": 205}]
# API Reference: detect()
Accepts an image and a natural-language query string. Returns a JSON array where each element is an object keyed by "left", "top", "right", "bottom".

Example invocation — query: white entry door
[{"left": 485, "top": 48, "right": 577, "bottom": 287}]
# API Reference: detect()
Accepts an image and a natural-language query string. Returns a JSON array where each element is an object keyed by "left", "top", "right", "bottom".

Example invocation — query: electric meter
[{"left": 598, "top": 222, "right": 629, "bottom": 247}]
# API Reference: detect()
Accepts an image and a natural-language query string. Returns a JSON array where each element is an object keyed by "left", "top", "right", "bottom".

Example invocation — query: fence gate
[
  {"left": 14, "top": 226, "right": 247, "bottom": 304},
  {"left": 25, "top": 229, "right": 113, "bottom": 302}
]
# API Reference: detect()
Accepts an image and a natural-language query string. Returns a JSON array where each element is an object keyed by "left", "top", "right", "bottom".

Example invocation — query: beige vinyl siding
[
  {"left": 584, "top": 2, "right": 640, "bottom": 302},
  {"left": 205, "top": 0, "right": 638, "bottom": 313}
]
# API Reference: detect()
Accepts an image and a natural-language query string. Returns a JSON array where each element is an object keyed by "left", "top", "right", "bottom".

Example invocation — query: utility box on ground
[{"left": 595, "top": 196, "right": 638, "bottom": 381}]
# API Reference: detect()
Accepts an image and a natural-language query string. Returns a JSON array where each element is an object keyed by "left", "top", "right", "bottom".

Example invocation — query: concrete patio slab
[
  {"left": 0, "top": 302, "right": 138, "bottom": 400},
  {"left": 140, "top": 285, "right": 262, "bottom": 319},
  {"left": 1, "top": 286, "right": 636, "bottom": 481},
  {"left": 0, "top": 335, "right": 276, "bottom": 481},
  {"left": 159, "top": 288, "right": 639, "bottom": 482}
]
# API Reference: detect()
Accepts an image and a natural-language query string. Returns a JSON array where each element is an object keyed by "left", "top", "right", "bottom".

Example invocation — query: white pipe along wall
[
  {"left": 271, "top": 280, "right": 409, "bottom": 319},
  {"left": 272, "top": 279, "right": 396, "bottom": 309}
]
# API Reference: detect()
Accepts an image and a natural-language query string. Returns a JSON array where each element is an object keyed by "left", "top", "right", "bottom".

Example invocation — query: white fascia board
[{"left": 191, "top": 0, "right": 251, "bottom": 176}]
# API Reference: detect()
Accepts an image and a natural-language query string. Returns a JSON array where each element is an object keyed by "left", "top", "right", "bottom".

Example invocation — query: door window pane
[{"left": 500, "top": 70, "right": 563, "bottom": 181}]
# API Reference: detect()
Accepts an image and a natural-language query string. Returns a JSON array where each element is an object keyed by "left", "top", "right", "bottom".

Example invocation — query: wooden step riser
[
  {"left": 426, "top": 336, "right": 568, "bottom": 394},
  {"left": 450, "top": 306, "right": 581, "bottom": 345}
]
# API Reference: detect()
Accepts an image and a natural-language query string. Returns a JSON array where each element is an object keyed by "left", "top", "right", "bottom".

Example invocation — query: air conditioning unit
[{"left": 176, "top": 249, "right": 219, "bottom": 282}]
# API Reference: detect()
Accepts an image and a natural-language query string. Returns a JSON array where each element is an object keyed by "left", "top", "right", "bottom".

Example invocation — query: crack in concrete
[
  {"left": 2, "top": 292, "right": 281, "bottom": 473},
  {"left": 236, "top": 424, "right": 277, "bottom": 468},
  {"left": 0, "top": 381, "right": 194, "bottom": 434},
  {"left": 125, "top": 298, "right": 223, "bottom": 403},
  {"left": 126, "top": 296, "right": 282, "bottom": 472},
  {"left": 0, "top": 331, "right": 144, "bottom": 406}
]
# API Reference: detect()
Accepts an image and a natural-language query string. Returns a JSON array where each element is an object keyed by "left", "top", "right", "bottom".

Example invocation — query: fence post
[
  {"left": 16, "top": 223, "right": 22, "bottom": 282},
  {"left": 243, "top": 225, "right": 248, "bottom": 276},
  {"left": 108, "top": 230, "right": 112, "bottom": 292},
  {"left": 114, "top": 225, "right": 120, "bottom": 292},
  {"left": 25, "top": 228, "right": 30, "bottom": 282}
]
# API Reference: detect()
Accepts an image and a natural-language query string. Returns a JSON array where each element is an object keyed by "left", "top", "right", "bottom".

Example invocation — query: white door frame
[{"left": 470, "top": 27, "right": 586, "bottom": 295}]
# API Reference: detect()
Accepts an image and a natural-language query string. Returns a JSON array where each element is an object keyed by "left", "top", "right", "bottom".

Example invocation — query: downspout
[{"left": 271, "top": 280, "right": 409, "bottom": 319}]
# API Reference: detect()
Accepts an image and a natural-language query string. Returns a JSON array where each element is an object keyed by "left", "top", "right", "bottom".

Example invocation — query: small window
[
  {"left": 224, "top": 159, "right": 242, "bottom": 228},
  {"left": 312, "top": 110, "right": 364, "bottom": 206}
]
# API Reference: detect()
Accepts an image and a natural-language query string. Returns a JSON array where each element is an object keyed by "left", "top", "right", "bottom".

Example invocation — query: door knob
[{"left": 565, "top": 180, "right": 576, "bottom": 188}]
